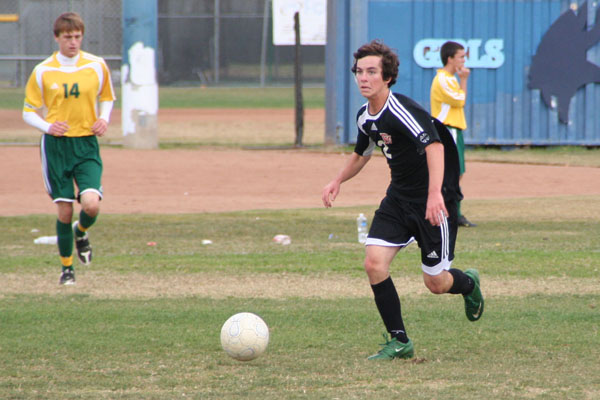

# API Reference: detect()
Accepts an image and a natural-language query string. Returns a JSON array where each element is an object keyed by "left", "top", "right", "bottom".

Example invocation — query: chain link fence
[
  {"left": 0, "top": 0, "right": 121, "bottom": 87},
  {"left": 0, "top": 0, "right": 325, "bottom": 88}
]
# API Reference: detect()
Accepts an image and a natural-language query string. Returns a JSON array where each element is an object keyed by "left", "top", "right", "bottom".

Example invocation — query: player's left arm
[
  {"left": 457, "top": 67, "right": 470, "bottom": 96},
  {"left": 91, "top": 100, "right": 113, "bottom": 136},
  {"left": 424, "top": 141, "right": 448, "bottom": 226},
  {"left": 92, "top": 58, "right": 116, "bottom": 136}
]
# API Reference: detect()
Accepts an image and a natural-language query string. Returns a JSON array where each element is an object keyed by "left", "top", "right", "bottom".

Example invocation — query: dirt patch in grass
[
  {"left": 3, "top": 146, "right": 600, "bottom": 216},
  {"left": 1, "top": 272, "right": 598, "bottom": 300}
]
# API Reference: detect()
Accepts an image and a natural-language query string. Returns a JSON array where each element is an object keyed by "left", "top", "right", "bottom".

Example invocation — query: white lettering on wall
[{"left": 413, "top": 39, "right": 505, "bottom": 68}]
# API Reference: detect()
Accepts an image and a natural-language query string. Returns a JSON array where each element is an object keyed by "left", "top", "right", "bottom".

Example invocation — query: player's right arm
[
  {"left": 322, "top": 127, "right": 374, "bottom": 208},
  {"left": 22, "top": 67, "right": 69, "bottom": 135},
  {"left": 322, "top": 152, "right": 371, "bottom": 208},
  {"left": 323, "top": 108, "right": 376, "bottom": 208}
]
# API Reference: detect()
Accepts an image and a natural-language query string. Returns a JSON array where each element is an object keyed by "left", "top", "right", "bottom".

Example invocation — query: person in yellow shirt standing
[
  {"left": 22, "top": 12, "right": 116, "bottom": 285},
  {"left": 430, "top": 41, "right": 476, "bottom": 227}
]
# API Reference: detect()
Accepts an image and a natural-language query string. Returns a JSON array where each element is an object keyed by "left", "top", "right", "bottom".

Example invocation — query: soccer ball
[{"left": 220, "top": 312, "right": 269, "bottom": 361}]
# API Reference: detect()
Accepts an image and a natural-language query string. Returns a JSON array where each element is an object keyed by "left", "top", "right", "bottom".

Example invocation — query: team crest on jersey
[
  {"left": 419, "top": 132, "right": 430, "bottom": 144},
  {"left": 380, "top": 132, "right": 392, "bottom": 145}
]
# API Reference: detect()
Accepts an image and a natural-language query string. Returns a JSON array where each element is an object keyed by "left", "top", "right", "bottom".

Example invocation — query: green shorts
[
  {"left": 447, "top": 127, "right": 465, "bottom": 176},
  {"left": 40, "top": 134, "right": 103, "bottom": 202}
]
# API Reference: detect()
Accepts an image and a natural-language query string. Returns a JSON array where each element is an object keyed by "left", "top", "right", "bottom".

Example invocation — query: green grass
[
  {"left": 0, "top": 86, "right": 325, "bottom": 110},
  {"left": 157, "top": 86, "right": 325, "bottom": 109},
  {"left": 1, "top": 295, "right": 597, "bottom": 399},
  {"left": 1, "top": 199, "right": 599, "bottom": 399}
]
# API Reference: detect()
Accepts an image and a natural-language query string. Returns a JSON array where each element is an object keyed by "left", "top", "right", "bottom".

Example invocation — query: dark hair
[
  {"left": 440, "top": 41, "right": 464, "bottom": 66},
  {"left": 53, "top": 12, "right": 85, "bottom": 37},
  {"left": 351, "top": 40, "right": 399, "bottom": 87}
]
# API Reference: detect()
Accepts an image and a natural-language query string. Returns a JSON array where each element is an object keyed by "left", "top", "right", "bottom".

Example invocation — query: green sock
[
  {"left": 76, "top": 210, "right": 97, "bottom": 237},
  {"left": 457, "top": 201, "right": 462, "bottom": 217},
  {"left": 56, "top": 220, "right": 73, "bottom": 257}
]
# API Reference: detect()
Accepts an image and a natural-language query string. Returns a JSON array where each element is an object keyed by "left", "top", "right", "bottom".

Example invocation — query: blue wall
[{"left": 325, "top": 0, "right": 600, "bottom": 145}]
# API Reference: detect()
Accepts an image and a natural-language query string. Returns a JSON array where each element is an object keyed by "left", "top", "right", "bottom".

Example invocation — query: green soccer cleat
[
  {"left": 367, "top": 334, "right": 414, "bottom": 360},
  {"left": 463, "top": 269, "right": 484, "bottom": 321}
]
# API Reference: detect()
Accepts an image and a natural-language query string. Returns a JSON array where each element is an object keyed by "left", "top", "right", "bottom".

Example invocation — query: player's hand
[
  {"left": 48, "top": 121, "right": 69, "bottom": 136},
  {"left": 425, "top": 191, "right": 448, "bottom": 226},
  {"left": 322, "top": 181, "right": 340, "bottom": 208},
  {"left": 91, "top": 118, "right": 108, "bottom": 137},
  {"left": 457, "top": 67, "right": 471, "bottom": 79}
]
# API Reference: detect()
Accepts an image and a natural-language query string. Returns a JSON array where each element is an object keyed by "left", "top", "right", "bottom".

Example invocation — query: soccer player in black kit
[{"left": 322, "top": 40, "right": 484, "bottom": 360}]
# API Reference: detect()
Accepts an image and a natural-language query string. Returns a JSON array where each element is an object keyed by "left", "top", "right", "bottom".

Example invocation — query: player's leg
[
  {"left": 72, "top": 191, "right": 99, "bottom": 265},
  {"left": 419, "top": 201, "right": 484, "bottom": 320},
  {"left": 365, "top": 245, "right": 404, "bottom": 337},
  {"left": 422, "top": 269, "right": 483, "bottom": 321},
  {"left": 41, "top": 134, "right": 77, "bottom": 284},
  {"left": 364, "top": 200, "right": 415, "bottom": 360},
  {"left": 72, "top": 136, "right": 103, "bottom": 265},
  {"left": 57, "top": 201, "right": 76, "bottom": 285},
  {"left": 364, "top": 245, "right": 414, "bottom": 360}
]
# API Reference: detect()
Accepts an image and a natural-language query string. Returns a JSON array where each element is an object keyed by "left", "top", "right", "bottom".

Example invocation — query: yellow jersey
[
  {"left": 430, "top": 69, "right": 467, "bottom": 130},
  {"left": 23, "top": 51, "right": 115, "bottom": 137}
]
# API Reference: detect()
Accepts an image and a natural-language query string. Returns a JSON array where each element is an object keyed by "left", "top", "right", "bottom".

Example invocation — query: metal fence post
[{"left": 121, "top": 0, "right": 158, "bottom": 149}]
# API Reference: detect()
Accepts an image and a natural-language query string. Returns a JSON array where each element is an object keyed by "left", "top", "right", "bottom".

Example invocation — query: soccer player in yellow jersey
[
  {"left": 430, "top": 41, "right": 476, "bottom": 227},
  {"left": 22, "top": 12, "right": 116, "bottom": 285}
]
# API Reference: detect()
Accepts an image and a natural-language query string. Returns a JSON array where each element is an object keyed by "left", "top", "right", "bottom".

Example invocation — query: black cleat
[
  {"left": 458, "top": 215, "right": 477, "bottom": 227},
  {"left": 73, "top": 221, "right": 92, "bottom": 265},
  {"left": 59, "top": 270, "right": 76, "bottom": 285}
]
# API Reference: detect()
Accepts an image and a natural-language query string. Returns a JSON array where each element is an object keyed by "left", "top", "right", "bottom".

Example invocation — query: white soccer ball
[{"left": 220, "top": 312, "right": 269, "bottom": 361}]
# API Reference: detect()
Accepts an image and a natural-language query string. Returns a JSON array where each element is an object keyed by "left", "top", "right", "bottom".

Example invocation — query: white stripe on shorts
[
  {"left": 421, "top": 211, "right": 453, "bottom": 276},
  {"left": 365, "top": 236, "right": 415, "bottom": 248},
  {"left": 80, "top": 188, "right": 103, "bottom": 199},
  {"left": 40, "top": 135, "right": 52, "bottom": 196}
]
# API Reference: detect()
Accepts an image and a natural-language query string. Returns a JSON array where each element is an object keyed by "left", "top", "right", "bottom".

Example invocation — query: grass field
[
  {"left": 1, "top": 197, "right": 599, "bottom": 399},
  {"left": 0, "top": 86, "right": 326, "bottom": 110}
]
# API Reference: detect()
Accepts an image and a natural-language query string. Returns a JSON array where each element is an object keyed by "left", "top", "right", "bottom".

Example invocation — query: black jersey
[{"left": 354, "top": 91, "right": 461, "bottom": 202}]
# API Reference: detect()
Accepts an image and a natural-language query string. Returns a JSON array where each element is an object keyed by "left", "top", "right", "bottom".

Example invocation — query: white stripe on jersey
[
  {"left": 356, "top": 103, "right": 377, "bottom": 156},
  {"left": 438, "top": 74, "right": 465, "bottom": 101},
  {"left": 356, "top": 101, "right": 370, "bottom": 134},
  {"left": 436, "top": 103, "right": 451, "bottom": 123},
  {"left": 362, "top": 137, "right": 377, "bottom": 156},
  {"left": 81, "top": 52, "right": 112, "bottom": 97},
  {"left": 387, "top": 93, "right": 424, "bottom": 137},
  {"left": 35, "top": 63, "right": 106, "bottom": 97}
]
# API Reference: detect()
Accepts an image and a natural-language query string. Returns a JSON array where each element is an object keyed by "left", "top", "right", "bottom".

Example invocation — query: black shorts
[{"left": 366, "top": 194, "right": 458, "bottom": 276}]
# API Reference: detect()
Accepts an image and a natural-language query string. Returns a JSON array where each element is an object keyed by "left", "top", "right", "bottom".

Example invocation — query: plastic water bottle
[
  {"left": 357, "top": 213, "right": 368, "bottom": 244},
  {"left": 33, "top": 235, "right": 58, "bottom": 245}
]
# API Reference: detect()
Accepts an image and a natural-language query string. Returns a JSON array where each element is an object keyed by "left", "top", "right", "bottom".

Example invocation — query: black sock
[
  {"left": 448, "top": 268, "right": 475, "bottom": 295},
  {"left": 371, "top": 276, "right": 408, "bottom": 343}
]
